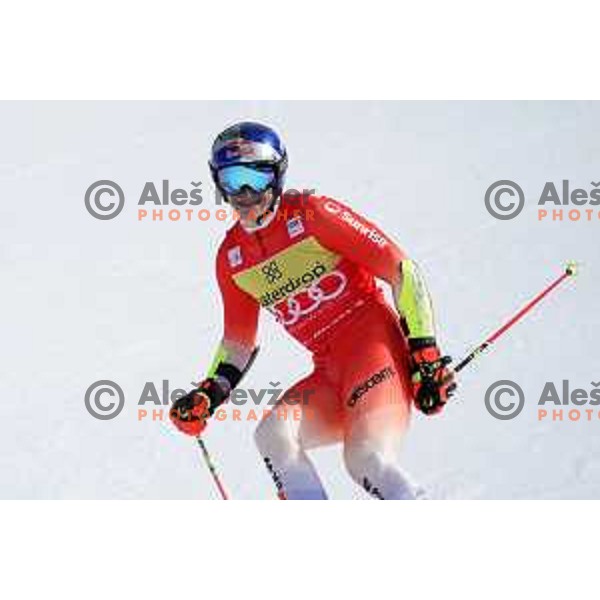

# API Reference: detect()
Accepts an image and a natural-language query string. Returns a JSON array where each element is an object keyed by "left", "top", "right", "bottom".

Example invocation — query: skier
[{"left": 170, "top": 121, "right": 456, "bottom": 499}]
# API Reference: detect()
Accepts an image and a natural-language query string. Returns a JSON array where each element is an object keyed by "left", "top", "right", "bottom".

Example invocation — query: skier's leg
[
  {"left": 254, "top": 370, "right": 339, "bottom": 499},
  {"left": 343, "top": 403, "right": 418, "bottom": 500},
  {"left": 338, "top": 306, "right": 420, "bottom": 499}
]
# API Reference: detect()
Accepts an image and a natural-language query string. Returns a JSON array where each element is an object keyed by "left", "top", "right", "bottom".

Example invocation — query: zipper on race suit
[{"left": 255, "top": 230, "right": 267, "bottom": 258}]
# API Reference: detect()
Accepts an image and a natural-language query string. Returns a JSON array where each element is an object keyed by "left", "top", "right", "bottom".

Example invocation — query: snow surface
[{"left": 1, "top": 101, "right": 598, "bottom": 498}]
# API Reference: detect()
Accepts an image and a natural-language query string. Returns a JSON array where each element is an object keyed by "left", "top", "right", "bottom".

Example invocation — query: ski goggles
[{"left": 216, "top": 165, "right": 277, "bottom": 195}]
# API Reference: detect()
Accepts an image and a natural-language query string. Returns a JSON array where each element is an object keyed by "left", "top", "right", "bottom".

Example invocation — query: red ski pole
[
  {"left": 192, "top": 348, "right": 260, "bottom": 500},
  {"left": 196, "top": 436, "right": 230, "bottom": 500},
  {"left": 451, "top": 261, "right": 578, "bottom": 376}
]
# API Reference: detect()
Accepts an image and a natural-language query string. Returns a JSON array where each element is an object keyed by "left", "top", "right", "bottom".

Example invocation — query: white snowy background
[{"left": 1, "top": 101, "right": 598, "bottom": 499}]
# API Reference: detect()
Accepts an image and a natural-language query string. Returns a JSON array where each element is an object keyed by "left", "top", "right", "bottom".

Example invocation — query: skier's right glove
[
  {"left": 409, "top": 339, "right": 456, "bottom": 415},
  {"left": 169, "top": 378, "right": 228, "bottom": 437}
]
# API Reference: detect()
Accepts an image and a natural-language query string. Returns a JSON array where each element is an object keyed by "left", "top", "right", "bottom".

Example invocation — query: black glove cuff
[
  {"left": 215, "top": 362, "right": 244, "bottom": 388},
  {"left": 408, "top": 337, "right": 437, "bottom": 351}
]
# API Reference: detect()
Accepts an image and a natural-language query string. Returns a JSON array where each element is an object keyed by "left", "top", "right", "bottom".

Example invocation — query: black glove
[
  {"left": 169, "top": 378, "right": 228, "bottom": 436},
  {"left": 409, "top": 339, "right": 457, "bottom": 415}
]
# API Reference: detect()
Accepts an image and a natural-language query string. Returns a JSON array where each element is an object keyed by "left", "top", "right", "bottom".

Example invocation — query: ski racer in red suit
[{"left": 170, "top": 122, "right": 456, "bottom": 499}]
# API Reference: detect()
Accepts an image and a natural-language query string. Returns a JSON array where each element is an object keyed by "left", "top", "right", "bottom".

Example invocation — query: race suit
[{"left": 210, "top": 193, "right": 436, "bottom": 499}]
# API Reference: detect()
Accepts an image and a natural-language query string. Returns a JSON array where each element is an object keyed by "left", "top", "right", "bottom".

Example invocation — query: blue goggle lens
[{"left": 217, "top": 165, "right": 276, "bottom": 195}]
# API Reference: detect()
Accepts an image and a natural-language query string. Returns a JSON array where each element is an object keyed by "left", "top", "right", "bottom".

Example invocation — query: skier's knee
[
  {"left": 343, "top": 442, "right": 418, "bottom": 500},
  {"left": 343, "top": 443, "right": 374, "bottom": 485},
  {"left": 343, "top": 443, "right": 390, "bottom": 499},
  {"left": 254, "top": 410, "right": 296, "bottom": 460},
  {"left": 253, "top": 414, "right": 273, "bottom": 456}
]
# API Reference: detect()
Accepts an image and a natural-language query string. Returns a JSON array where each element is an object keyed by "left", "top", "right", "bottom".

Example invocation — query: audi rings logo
[
  {"left": 85, "top": 180, "right": 125, "bottom": 220},
  {"left": 85, "top": 380, "right": 126, "bottom": 420},
  {"left": 273, "top": 271, "right": 347, "bottom": 326},
  {"left": 484, "top": 180, "right": 525, "bottom": 220},
  {"left": 485, "top": 380, "right": 525, "bottom": 420}
]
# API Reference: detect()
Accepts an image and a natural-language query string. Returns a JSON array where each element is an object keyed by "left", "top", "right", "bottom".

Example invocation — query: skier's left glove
[
  {"left": 409, "top": 339, "right": 456, "bottom": 415},
  {"left": 169, "top": 378, "right": 228, "bottom": 437}
]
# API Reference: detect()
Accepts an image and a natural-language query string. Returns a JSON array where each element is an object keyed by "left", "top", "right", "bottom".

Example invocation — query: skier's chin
[
  {"left": 230, "top": 190, "right": 274, "bottom": 226},
  {"left": 230, "top": 194, "right": 262, "bottom": 209}
]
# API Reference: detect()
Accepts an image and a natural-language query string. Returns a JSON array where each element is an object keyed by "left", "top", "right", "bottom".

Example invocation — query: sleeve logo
[
  {"left": 227, "top": 245, "right": 243, "bottom": 268},
  {"left": 286, "top": 216, "right": 305, "bottom": 239}
]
